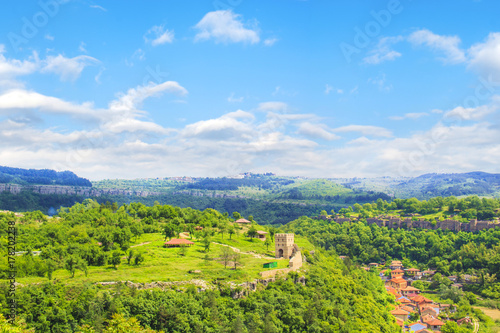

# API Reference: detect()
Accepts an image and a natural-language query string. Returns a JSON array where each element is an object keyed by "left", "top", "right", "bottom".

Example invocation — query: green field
[{"left": 16, "top": 226, "right": 313, "bottom": 286}]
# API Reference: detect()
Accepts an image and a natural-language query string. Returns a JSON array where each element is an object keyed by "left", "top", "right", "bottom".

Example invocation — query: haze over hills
[{"left": 1, "top": 165, "right": 500, "bottom": 222}]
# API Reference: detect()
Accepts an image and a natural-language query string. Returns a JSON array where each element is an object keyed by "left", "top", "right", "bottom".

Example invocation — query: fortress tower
[{"left": 275, "top": 233, "right": 295, "bottom": 259}]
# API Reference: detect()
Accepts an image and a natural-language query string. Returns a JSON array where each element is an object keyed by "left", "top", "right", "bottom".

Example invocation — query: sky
[{"left": 0, "top": 0, "right": 500, "bottom": 180}]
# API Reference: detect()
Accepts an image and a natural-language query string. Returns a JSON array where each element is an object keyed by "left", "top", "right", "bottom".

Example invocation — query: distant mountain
[
  {"left": 0, "top": 166, "right": 92, "bottom": 187},
  {"left": 393, "top": 172, "right": 500, "bottom": 198},
  {"left": 334, "top": 171, "right": 500, "bottom": 199}
]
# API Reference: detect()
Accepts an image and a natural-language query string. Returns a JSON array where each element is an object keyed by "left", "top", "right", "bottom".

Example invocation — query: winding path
[{"left": 212, "top": 242, "right": 276, "bottom": 260}]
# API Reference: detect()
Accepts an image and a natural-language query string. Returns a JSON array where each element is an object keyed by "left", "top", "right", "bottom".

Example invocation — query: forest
[
  {"left": 0, "top": 200, "right": 400, "bottom": 332},
  {"left": 0, "top": 166, "right": 92, "bottom": 187}
]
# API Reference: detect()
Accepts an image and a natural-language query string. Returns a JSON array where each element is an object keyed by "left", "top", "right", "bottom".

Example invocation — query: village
[{"left": 358, "top": 259, "right": 477, "bottom": 332}]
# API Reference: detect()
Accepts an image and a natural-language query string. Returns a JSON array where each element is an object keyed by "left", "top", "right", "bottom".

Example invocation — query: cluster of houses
[{"left": 364, "top": 260, "right": 473, "bottom": 332}]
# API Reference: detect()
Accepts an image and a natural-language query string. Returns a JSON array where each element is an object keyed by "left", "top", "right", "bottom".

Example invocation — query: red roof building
[
  {"left": 165, "top": 239, "right": 195, "bottom": 247},
  {"left": 235, "top": 218, "right": 251, "bottom": 224}
]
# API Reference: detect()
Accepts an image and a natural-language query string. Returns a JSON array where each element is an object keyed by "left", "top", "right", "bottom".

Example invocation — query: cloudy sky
[{"left": 1, "top": 0, "right": 500, "bottom": 180}]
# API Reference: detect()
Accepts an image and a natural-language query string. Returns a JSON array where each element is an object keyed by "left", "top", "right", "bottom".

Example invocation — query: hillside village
[{"left": 359, "top": 259, "right": 477, "bottom": 332}]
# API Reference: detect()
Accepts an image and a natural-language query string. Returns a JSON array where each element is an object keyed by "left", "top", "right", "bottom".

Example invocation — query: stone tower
[{"left": 275, "top": 233, "right": 295, "bottom": 259}]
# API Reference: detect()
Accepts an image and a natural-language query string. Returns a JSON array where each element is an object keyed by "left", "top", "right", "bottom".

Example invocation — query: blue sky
[{"left": 0, "top": 0, "right": 500, "bottom": 180}]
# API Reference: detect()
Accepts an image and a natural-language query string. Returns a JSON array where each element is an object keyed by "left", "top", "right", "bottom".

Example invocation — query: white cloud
[
  {"left": 182, "top": 110, "right": 254, "bottom": 140},
  {"left": 297, "top": 122, "right": 340, "bottom": 141},
  {"left": 264, "top": 38, "right": 278, "bottom": 46},
  {"left": 144, "top": 25, "right": 175, "bottom": 46},
  {"left": 109, "top": 81, "right": 188, "bottom": 112},
  {"left": 90, "top": 5, "right": 107, "bottom": 11},
  {"left": 194, "top": 10, "right": 260, "bottom": 44},
  {"left": 443, "top": 104, "right": 496, "bottom": 121},
  {"left": 389, "top": 112, "right": 429, "bottom": 120},
  {"left": 41, "top": 54, "right": 100, "bottom": 81},
  {"left": 363, "top": 36, "right": 403, "bottom": 65},
  {"left": 45, "top": 34, "right": 55, "bottom": 41},
  {"left": 368, "top": 73, "right": 392, "bottom": 92},
  {"left": 325, "top": 84, "right": 343, "bottom": 95},
  {"left": 0, "top": 47, "right": 38, "bottom": 77},
  {"left": 132, "top": 48, "right": 146, "bottom": 61},
  {"left": 408, "top": 29, "right": 466, "bottom": 64},
  {"left": 79, "top": 42, "right": 87, "bottom": 53},
  {"left": 257, "top": 101, "right": 288, "bottom": 112},
  {"left": 227, "top": 93, "right": 244, "bottom": 102},
  {"left": 0, "top": 89, "right": 97, "bottom": 119},
  {"left": 468, "top": 32, "right": 500, "bottom": 78},
  {"left": 333, "top": 125, "right": 393, "bottom": 138}
]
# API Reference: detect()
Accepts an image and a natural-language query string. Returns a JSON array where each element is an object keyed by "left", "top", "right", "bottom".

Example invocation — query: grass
[{"left": 16, "top": 227, "right": 312, "bottom": 286}]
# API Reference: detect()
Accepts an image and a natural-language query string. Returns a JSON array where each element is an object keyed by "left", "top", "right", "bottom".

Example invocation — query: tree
[
  {"left": 232, "top": 212, "right": 241, "bottom": 221},
  {"left": 127, "top": 249, "right": 134, "bottom": 264},
  {"left": 264, "top": 237, "right": 272, "bottom": 251},
  {"left": 246, "top": 225, "right": 258, "bottom": 239},
  {"left": 110, "top": 251, "right": 121, "bottom": 268},
  {"left": 163, "top": 223, "right": 176, "bottom": 241},
  {"left": 65, "top": 255, "right": 78, "bottom": 278},
  {"left": 232, "top": 252, "right": 242, "bottom": 270},
  {"left": 218, "top": 222, "right": 228, "bottom": 239},
  {"left": 228, "top": 225, "right": 236, "bottom": 239},
  {"left": 221, "top": 246, "right": 233, "bottom": 269},
  {"left": 134, "top": 252, "right": 144, "bottom": 265},
  {"left": 203, "top": 236, "right": 211, "bottom": 253},
  {"left": 46, "top": 259, "right": 57, "bottom": 280}
]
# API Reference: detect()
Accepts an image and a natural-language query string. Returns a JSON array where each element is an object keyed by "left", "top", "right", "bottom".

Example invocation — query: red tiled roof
[
  {"left": 406, "top": 268, "right": 420, "bottom": 272},
  {"left": 424, "top": 318, "right": 444, "bottom": 326},
  {"left": 391, "top": 309, "right": 409, "bottom": 315},
  {"left": 165, "top": 238, "right": 194, "bottom": 245},
  {"left": 389, "top": 277, "right": 407, "bottom": 283},
  {"left": 235, "top": 218, "right": 251, "bottom": 223},
  {"left": 402, "top": 286, "right": 420, "bottom": 291},
  {"left": 256, "top": 230, "right": 268, "bottom": 234},
  {"left": 392, "top": 269, "right": 404, "bottom": 273}
]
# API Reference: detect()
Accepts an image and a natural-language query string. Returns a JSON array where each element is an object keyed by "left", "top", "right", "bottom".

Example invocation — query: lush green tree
[{"left": 110, "top": 251, "right": 121, "bottom": 268}]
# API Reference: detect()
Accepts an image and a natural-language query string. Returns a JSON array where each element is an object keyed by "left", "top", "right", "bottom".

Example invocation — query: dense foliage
[
  {"left": 283, "top": 216, "right": 500, "bottom": 298},
  {"left": 0, "top": 166, "right": 91, "bottom": 187},
  {"left": 1, "top": 253, "right": 398, "bottom": 333}
]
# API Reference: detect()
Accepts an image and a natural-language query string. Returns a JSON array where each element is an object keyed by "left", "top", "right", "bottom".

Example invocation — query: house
[
  {"left": 235, "top": 218, "right": 251, "bottom": 224},
  {"left": 164, "top": 239, "right": 195, "bottom": 247},
  {"left": 256, "top": 230, "right": 268, "bottom": 239},
  {"left": 405, "top": 268, "right": 421, "bottom": 276},
  {"left": 369, "top": 262, "right": 379, "bottom": 268},
  {"left": 390, "top": 308, "right": 409, "bottom": 322},
  {"left": 387, "top": 277, "right": 408, "bottom": 290},
  {"left": 395, "top": 318, "right": 404, "bottom": 329},
  {"left": 390, "top": 260, "right": 403, "bottom": 270},
  {"left": 339, "top": 255, "right": 348, "bottom": 260},
  {"left": 415, "top": 330, "right": 433, "bottom": 333},
  {"left": 401, "top": 285, "right": 421, "bottom": 297},
  {"left": 391, "top": 269, "right": 404, "bottom": 279},
  {"left": 423, "top": 317, "right": 444, "bottom": 331},
  {"left": 421, "top": 270, "right": 436, "bottom": 277},
  {"left": 457, "top": 317, "right": 472, "bottom": 326},
  {"left": 452, "top": 283, "right": 463, "bottom": 289},
  {"left": 420, "top": 306, "right": 439, "bottom": 318},
  {"left": 408, "top": 322, "right": 427, "bottom": 332},
  {"left": 448, "top": 275, "right": 458, "bottom": 282}
]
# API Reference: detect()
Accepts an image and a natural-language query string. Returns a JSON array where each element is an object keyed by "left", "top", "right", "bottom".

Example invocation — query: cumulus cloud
[
  {"left": 408, "top": 29, "right": 466, "bottom": 64},
  {"left": 0, "top": 89, "right": 97, "bottom": 119},
  {"left": 41, "top": 54, "right": 100, "bottom": 81},
  {"left": 194, "top": 10, "right": 260, "bottom": 44},
  {"left": 468, "top": 32, "right": 500, "bottom": 78},
  {"left": 297, "top": 122, "right": 340, "bottom": 141},
  {"left": 144, "top": 25, "right": 175, "bottom": 46},
  {"left": 443, "top": 105, "right": 497, "bottom": 121},
  {"left": 363, "top": 36, "right": 403, "bottom": 65}
]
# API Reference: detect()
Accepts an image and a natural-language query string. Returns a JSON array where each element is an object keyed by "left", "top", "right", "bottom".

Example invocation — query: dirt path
[
  {"left": 212, "top": 242, "right": 276, "bottom": 260},
  {"left": 473, "top": 317, "right": 479, "bottom": 333},
  {"left": 130, "top": 241, "right": 151, "bottom": 248}
]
